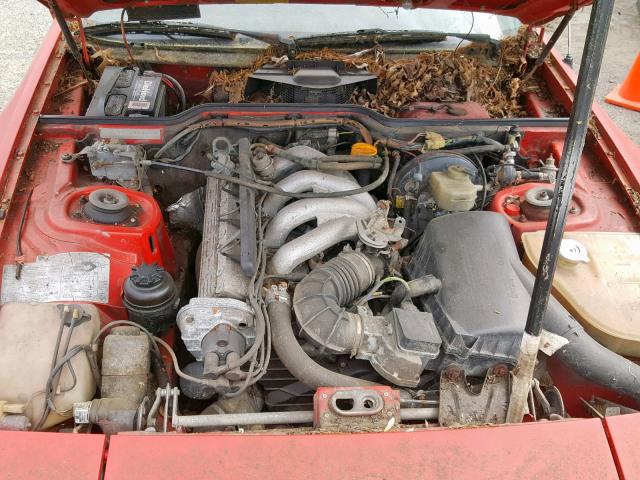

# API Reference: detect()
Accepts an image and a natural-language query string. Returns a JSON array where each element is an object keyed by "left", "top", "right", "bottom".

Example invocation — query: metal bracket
[
  {"left": 314, "top": 386, "right": 401, "bottom": 430},
  {"left": 439, "top": 364, "right": 510, "bottom": 427}
]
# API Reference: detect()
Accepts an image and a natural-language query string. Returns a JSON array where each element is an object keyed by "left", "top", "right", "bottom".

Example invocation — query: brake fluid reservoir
[
  {"left": 0, "top": 303, "right": 100, "bottom": 430},
  {"left": 429, "top": 165, "right": 478, "bottom": 212},
  {"left": 522, "top": 231, "right": 640, "bottom": 357}
]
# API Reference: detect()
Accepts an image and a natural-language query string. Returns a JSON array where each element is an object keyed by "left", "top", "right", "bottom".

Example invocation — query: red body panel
[
  {"left": 103, "top": 419, "right": 619, "bottom": 480},
  {"left": 0, "top": 25, "right": 63, "bottom": 233},
  {"left": 0, "top": 24, "right": 175, "bottom": 322},
  {"left": 604, "top": 413, "right": 640, "bottom": 480},
  {"left": 0, "top": 142, "right": 175, "bottom": 322},
  {"left": 37, "top": 0, "right": 592, "bottom": 24},
  {"left": 540, "top": 35, "right": 640, "bottom": 196},
  {"left": 490, "top": 182, "right": 599, "bottom": 243},
  {"left": 2, "top": 183, "right": 174, "bottom": 321},
  {"left": 0, "top": 431, "right": 106, "bottom": 480},
  {"left": 398, "top": 101, "right": 491, "bottom": 120}
]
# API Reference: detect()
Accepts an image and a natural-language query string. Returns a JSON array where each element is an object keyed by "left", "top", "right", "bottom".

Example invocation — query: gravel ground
[
  {"left": 0, "top": 0, "right": 637, "bottom": 142},
  {"left": 0, "top": 0, "right": 51, "bottom": 110},
  {"left": 546, "top": 0, "right": 640, "bottom": 143}
]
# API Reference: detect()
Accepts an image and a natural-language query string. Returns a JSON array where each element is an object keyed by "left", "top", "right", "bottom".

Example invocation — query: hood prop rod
[
  {"left": 522, "top": 11, "right": 575, "bottom": 83},
  {"left": 507, "top": 0, "right": 615, "bottom": 423},
  {"left": 47, "top": 0, "right": 94, "bottom": 82}
]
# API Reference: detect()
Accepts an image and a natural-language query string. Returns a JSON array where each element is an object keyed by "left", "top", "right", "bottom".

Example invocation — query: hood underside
[{"left": 42, "top": 0, "right": 591, "bottom": 25}]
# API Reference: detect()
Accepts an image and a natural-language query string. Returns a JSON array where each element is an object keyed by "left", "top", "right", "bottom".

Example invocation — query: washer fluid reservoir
[{"left": 522, "top": 231, "right": 640, "bottom": 357}]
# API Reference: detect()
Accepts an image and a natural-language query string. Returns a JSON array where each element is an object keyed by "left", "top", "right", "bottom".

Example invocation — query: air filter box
[
  {"left": 86, "top": 66, "right": 166, "bottom": 117},
  {"left": 406, "top": 212, "right": 529, "bottom": 375}
]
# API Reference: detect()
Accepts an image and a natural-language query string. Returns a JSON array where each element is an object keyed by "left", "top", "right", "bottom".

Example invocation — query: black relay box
[{"left": 86, "top": 66, "right": 167, "bottom": 117}]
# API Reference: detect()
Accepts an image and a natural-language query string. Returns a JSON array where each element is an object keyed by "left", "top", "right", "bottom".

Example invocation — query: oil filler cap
[
  {"left": 559, "top": 238, "right": 590, "bottom": 265},
  {"left": 84, "top": 188, "right": 132, "bottom": 224}
]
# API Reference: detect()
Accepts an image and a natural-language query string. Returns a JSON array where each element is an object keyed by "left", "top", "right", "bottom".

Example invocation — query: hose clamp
[{"left": 265, "top": 284, "right": 290, "bottom": 306}]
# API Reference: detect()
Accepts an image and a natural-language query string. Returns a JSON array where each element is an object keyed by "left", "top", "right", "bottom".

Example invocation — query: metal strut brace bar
[
  {"left": 507, "top": 0, "right": 615, "bottom": 423},
  {"left": 522, "top": 12, "right": 576, "bottom": 82}
]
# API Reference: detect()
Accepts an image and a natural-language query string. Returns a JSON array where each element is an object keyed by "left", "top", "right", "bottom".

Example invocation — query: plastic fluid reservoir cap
[
  {"left": 559, "top": 239, "right": 590, "bottom": 265},
  {"left": 504, "top": 202, "right": 521, "bottom": 216},
  {"left": 351, "top": 143, "right": 378, "bottom": 156}
]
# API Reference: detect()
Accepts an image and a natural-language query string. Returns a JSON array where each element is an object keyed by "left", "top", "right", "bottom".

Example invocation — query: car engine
[{"left": 1, "top": 58, "right": 639, "bottom": 435}]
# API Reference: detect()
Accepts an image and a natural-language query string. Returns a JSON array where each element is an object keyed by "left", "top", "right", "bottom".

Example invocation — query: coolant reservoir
[
  {"left": 522, "top": 231, "right": 640, "bottom": 357},
  {"left": 429, "top": 165, "right": 478, "bottom": 212},
  {"left": 0, "top": 303, "right": 100, "bottom": 430}
]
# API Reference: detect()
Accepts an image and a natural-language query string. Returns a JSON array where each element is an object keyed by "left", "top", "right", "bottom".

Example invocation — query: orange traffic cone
[{"left": 605, "top": 53, "right": 640, "bottom": 112}]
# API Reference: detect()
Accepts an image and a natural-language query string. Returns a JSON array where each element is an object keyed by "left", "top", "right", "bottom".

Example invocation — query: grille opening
[{"left": 246, "top": 60, "right": 377, "bottom": 105}]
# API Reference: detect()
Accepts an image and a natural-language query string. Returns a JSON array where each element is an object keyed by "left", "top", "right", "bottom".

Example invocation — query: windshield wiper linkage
[
  {"left": 84, "top": 21, "right": 291, "bottom": 49},
  {"left": 294, "top": 29, "right": 496, "bottom": 49}
]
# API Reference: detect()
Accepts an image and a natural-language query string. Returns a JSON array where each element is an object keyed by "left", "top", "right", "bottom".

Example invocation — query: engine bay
[{"left": 1, "top": 33, "right": 640, "bottom": 435}]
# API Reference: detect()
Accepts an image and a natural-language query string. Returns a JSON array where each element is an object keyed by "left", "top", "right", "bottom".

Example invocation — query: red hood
[{"left": 42, "top": 0, "right": 591, "bottom": 25}]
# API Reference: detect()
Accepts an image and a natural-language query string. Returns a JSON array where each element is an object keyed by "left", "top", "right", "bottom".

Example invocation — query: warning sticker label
[
  {"left": 127, "top": 100, "right": 152, "bottom": 110},
  {"left": 1, "top": 252, "right": 110, "bottom": 304}
]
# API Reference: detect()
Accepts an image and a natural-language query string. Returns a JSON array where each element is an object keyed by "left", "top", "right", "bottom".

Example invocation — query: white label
[
  {"left": 99, "top": 127, "right": 162, "bottom": 141},
  {"left": 1, "top": 252, "right": 110, "bottom": 304},
  {"left": 73, "top": 402, "right": 92, "bottom": 424},
  {"left": 128, "top": 100, "right": 152, "bottom": 110}
]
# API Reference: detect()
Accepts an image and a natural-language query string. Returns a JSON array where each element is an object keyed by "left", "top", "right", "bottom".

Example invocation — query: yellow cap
[{"left": 350, "top": 143, "right": 378, "bottom": 156}]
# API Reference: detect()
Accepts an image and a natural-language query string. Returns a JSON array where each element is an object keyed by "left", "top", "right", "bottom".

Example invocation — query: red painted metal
[
  {"left": 398, "top": 101, "right": 490, "bottom": 120},
  {"left": 489, "top": 126, "right": 639, "bottom": 243},
  {"left": 104, "top": 418, "right": 618, "bottom": 480},
  {"left": 0, "top": 35, "right": 175, "bottom": 322},
  {"left": 35, "top": 0, "right": 593, "bottom": 24},
  {"left": 546, "top": 356, "right": 640, "bottom": 418},
  {"left": 0, "top": 136, "right": 175, "bottom": 322},
  {"left": 490, "top": 182, "right": 600, "bottom": 244},
  {"left": 0, "top": 24, "right": 62, "bottom": 243},
  {"left": 540, "top": 36, "right": 640, "bottom": 203},
  {"left": 0, "top": 10, "right": 639, "bottom": 477},
  {"left": 0, "top": 431, "right": 105, "bottom": 480},
  {"left": 604, "top": 413, "right": 640, "bottom": 480}
]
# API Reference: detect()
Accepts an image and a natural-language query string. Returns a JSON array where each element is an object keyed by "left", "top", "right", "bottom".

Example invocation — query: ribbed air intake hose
[
  {"left": 267, "top": 251, "right": 385, "bottom": 389},
  {"left": 292, "top": 251, "right": 382, "bottom": 355}
]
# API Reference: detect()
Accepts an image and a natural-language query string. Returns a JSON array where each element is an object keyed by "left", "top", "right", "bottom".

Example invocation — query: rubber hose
[
  {"left": 161, "top": 73, "right": 187, "bottom": 112},
  {"left": 293, "top": 252, "right": 381, "bottom": 354},
  {"left": 151, "top": 349, "right": 171, "bottom": 388},
  {"left": 268, "top": 300, "right": 378, "bottom": 389},
  {"left": 448, "top": 144, "right": 506, "bottom": 155},
  {"left": 515, "top": 264, "right": 640, "bottom": 403}
]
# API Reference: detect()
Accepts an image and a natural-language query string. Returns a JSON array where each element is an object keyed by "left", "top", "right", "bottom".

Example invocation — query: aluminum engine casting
[
  {"left": 262, "top": 145, "right": 379, "bottom": 275},
  {"left": 177, "top": 298, "right": 256, "bottom": 394}
]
